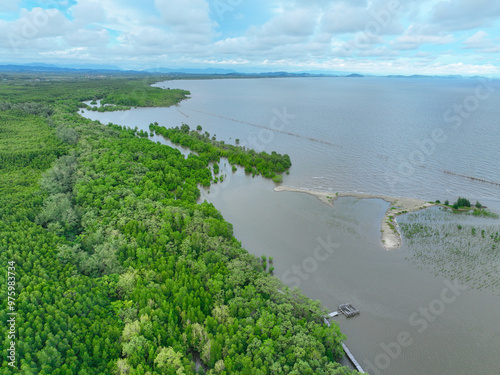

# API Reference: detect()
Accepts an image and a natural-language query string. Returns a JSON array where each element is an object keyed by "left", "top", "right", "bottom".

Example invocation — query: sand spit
[{"left": 274, "top": 186, "right": 434, "bottom": 250}]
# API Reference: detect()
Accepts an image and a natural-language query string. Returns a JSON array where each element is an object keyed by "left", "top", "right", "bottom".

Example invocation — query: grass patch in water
[{"left": 399, "top": 209, "right": 500, "bottom": 294}]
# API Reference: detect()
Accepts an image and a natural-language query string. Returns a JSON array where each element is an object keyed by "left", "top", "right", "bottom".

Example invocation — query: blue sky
[{"left": 0, "top": 0, "right": 499, "bottom": 75}]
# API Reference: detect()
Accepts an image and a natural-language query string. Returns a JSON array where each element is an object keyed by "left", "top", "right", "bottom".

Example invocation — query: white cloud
[
  {"left": 255, "top": 7, "right": 319, "bottom": 38},
  {"left": 414, "top": 51, "right": 433, "bottom": 58},
  {"left": 0, "top": 0, "right": 499, "bottom": 76},
  {"left": 356, "top": 46, "right": 398, "bottom": 57},
  {"left": 320, "top": 0, "right": 403, "bottom": 35},
  {"left": 117, "top": 26, "right": 174, "bottom": 51},
  {"left": 213, "top": 7, "right": 324, "bottom": 57},
  {"left": 69, "top": 0, "right": 106, "bottom": 27},
  {"left": 64, "top": 28, "right": 109, "bottom": 48},
  {"left": 0, "top": 7, "right": 71, "bottom": 50},
  {"left": 297, "top": 59, "right": 497, "bottom": 76},
  {"left": 321, "top": 2, "right": 372, "bottom": 33},
  {"left": 0, "top": 0, "right": 20, "bottom": 12},
  {"left": 40, "top": 47, "right": 89, "bottom": 58},
  {"left": 431, "top": 0, "right": 500, "bottom": 31},
  {"left": 463, "top": 30, "right": 500, "bottom": 53},
  {"left": 464, "top": 30, "right": 489, "bottom": 46},
  {"left": 155, "top": 0, "right": 216, "bottom": 36},
  {"left": 391, "top": 24, "right": 454, "bottom": 50}
]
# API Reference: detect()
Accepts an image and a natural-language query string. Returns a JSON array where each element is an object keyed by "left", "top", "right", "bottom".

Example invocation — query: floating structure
[
  {"left": 338, "top": 303, "right": 360, "bottom": 318},
  {"left": 342, "top": 343, "right": 365, "bottom": 373}
]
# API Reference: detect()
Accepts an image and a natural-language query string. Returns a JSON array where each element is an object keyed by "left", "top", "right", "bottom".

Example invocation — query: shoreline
[{"left": 274, "top": 186, "right": 434, "bottom": 250}]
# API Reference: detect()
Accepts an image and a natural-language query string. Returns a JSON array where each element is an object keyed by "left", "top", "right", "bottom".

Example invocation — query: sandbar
[{"left": 274, "top": 186, "right": 434, "bottom": 250}]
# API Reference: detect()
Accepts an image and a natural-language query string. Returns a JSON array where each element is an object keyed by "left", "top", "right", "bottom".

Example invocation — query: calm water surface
[{"left": 82, "top": 78, "right": 500, "bottom": 375}]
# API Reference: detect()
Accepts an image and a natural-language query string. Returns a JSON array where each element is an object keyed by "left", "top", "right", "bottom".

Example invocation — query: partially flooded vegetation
[{"left": 400, "top": 208, "right": 500, "bottom": 293}]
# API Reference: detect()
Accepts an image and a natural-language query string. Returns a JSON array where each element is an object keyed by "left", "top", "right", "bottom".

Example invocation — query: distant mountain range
[
  {"left": 0, "top": 63, "right": 484, "bottom": 80},
  {"left": 0, "top": 63, "right": 125, "bottom": 73},
  {"left": 0, "top": 63, "right": 355, "bottom": 77},
  {"left": 144, "top": 67, "right": 239, "bottom": 74}
]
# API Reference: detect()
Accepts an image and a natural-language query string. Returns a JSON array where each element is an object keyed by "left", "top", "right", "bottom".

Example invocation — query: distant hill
[
  {"left": 0, "top": 64, "right": 341, "bottom": 78},
  {"left": 0, "top": 63, "right": 478, "bottom": 80},
  {"left": 144, "top": 67, "right": 238, "bottom": 74},
  {"left": 386, "top": 74, "right": 465, "bottom": 79},
  {"left": 0, "top": 64, "right": 124, "bottom": 73},
  {"left": 23, "top": 63, "right": 60, "bottom": 68}
]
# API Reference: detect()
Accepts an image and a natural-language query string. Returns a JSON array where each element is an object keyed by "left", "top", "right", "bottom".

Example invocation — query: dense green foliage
[
  {"left": 0, "top": 75, "right": 356, "bottom": 374},
  {"left": 101, "top": 82, "right": 190, "bottom": 108},
  {"left": 436, "top": 197, "right": 493, "bottom": 214},
  {"left": 150, "top": 123, "right": 291, "bottom": 179},
  {"left": 0, "top": 75, "right": 189, "bottom": 114},
  {"left": 452, "top": 197, "right": 471, "bottom": 209}
]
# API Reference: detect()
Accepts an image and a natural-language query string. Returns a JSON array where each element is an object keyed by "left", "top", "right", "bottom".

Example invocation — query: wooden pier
[
  {"left": 338, "top": 303, "right": 360, "bottom": 318},
  {"left": 322, "top": 308, "right": 364, "bottom": 373},
  {"left": 342, "top": 343, "right": 365, "bottom": 373},
  {"left": 323, "top": 311, "right": 338, "bottom": 327}
]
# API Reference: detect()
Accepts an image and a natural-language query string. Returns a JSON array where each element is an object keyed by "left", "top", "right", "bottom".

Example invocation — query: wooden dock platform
[
  {"left": 322, "top": 309, "right": 364, "bottom": 373},
  {"left": 342, "top": 343, "right": 365, "bottom": 373},
  {"left": 338, "top": 303, "right": 360, "bottom": 318}
]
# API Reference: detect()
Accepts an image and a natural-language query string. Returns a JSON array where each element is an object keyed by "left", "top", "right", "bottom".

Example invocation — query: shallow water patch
[{"left": 399, "top": 208, "right": 500, "bottom": 293}]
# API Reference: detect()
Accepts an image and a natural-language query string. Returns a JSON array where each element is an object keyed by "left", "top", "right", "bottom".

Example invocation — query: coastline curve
[{"left": 274, "top": 186, "right": 434, "bottom": 250}]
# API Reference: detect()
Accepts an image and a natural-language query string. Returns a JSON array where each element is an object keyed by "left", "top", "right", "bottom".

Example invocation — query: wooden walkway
[
  {"left": 323, "top": 307, "right": 364, "bottom": 373},
  {"left": 323, "top": 311, "right": 338, "bottom": 327},
  {"left": 342, "top": 343, "right": 365, "bottom": 373}
]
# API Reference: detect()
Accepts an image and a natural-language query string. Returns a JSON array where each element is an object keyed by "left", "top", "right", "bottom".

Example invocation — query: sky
[{"left": 0, "top": 0, "right": 499, "bottom": 75}]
